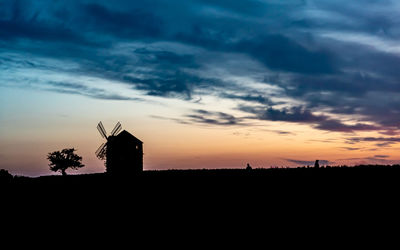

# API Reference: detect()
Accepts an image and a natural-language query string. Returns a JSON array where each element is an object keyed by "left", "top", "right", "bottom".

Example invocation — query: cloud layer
[{"left": 1, "top": 0, "right": 400, "bottom": 146}]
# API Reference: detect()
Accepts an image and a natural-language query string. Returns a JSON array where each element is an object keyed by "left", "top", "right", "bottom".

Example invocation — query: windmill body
[
  {"left": 96, "top": 122, "right": 143, "bottom": 174},
  {"left": 106, "top": 130, "right": 143, "bottom": 174}
]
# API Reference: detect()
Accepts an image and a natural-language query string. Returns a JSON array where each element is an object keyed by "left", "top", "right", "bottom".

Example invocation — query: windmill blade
[
  {"left": 95, "top": 142, "right": 105, "bottom": 156},
  {"left": 95, "top": 143, "right": 107, "bottom": 159},
  {"left": 110, "top": 122, "right": 121, "bottom": 135},
  {"left": 113, "top": 125, "right": 122, "bottom": 136},
  {"left": 111, "top": 122, "right": 122, "bottom": 136},
  {"left": 97, "top": 125, "right": 105, "bottom": 138},
  {"left": 97, "top": 121, "right": 107, "bottom": 138},
  {"left": 99, "top": 121, "right": 107, "bottom": 137}
]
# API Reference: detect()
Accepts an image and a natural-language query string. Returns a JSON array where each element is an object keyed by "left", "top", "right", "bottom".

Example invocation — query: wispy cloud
[
  {"left": 184, "top": 109, "right": 248, "bottom": 126},
  {"left": 285, "top": 159, "right": 332, "bottom": 166},
  {"left": 45, "top": 81, "right": 144, "bottom": 101},
  {"left": 340, "top": 147, "right": 361, "bottom": 151},
  {"left": 239, "top": 105, "right": 381, "bottom": 133},
  {"left": 346, "top": 137, "right": 400, "bottom": 146}
]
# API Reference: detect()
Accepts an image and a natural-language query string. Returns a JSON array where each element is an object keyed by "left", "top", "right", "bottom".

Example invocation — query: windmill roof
[{"left": 116, "top": 130, "right": 143, "bottom": 143}]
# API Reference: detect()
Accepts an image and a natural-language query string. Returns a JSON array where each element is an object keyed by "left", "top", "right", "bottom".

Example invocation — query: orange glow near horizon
[{"left": 2, "top": 88, "right": 398, "bottom": 176}]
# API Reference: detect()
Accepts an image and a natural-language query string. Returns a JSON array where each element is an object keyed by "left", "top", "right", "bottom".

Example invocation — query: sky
[{"left": 1, "top": 0, "right": 400, "bottom": 176}]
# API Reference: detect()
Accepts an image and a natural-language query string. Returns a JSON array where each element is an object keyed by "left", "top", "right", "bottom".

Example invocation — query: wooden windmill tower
[{"left": 96, "top": 121, "right": 143, "bottom": 174}]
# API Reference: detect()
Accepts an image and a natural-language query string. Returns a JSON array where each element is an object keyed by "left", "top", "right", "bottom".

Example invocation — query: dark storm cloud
[
  {"left": 0, "top": 1, "right": 84, "bottom": 44},
  {"left": 235, "top": 35, "right": 338, "bottom": 74},
  {"left": 175, "top": 29, "right": 339, "bottom": 74},
  {"left": 195, "top": 0, "right": 268, "bottom": 16},
  {"left": 82, "top": 3, "right": 163, "bottom": 39},
  {"left": 2, "top": 0, "right": 400, "bottom": 134},
  {"left": 134, "top": 48, "right": 199, "bottom": 69}
]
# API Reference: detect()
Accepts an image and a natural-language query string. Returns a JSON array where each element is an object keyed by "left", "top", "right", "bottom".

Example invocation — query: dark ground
[
  {"left": 4, "top": 165, "right": 400, "bottom": 194},
  {"left": 2, "top": 165, "right": 400, "bottom": 232}
]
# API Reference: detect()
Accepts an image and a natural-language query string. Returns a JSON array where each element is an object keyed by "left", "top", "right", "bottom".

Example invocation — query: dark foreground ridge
[
  {"left": 3, "top": 165, "right": 400, "bottom": 218},
  {"left": 4, "top": 165, "right": 400, "bottom": 190}
]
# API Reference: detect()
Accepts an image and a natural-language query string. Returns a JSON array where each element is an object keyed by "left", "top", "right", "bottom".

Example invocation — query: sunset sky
[{"left": 1, "top": 0, "right": 400, "bottom": 176}]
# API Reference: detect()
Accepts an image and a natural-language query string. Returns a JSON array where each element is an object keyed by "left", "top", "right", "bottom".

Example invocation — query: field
[
  {"left": 2, "top": 165, "right": 399, "bottom": 223},
  {"left": 4, "top": 164, "right": 400, "bottom": 190}
]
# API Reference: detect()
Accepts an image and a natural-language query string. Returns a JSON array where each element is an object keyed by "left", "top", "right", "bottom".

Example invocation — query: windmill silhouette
[
  {"left": 96, "top": 121, "right": 143, "bottom": 174},
  {"left": 95, "top": 121, "right": 122, "bottom": 160}
]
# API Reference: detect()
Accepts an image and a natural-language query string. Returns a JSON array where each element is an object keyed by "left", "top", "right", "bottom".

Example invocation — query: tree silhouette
[{"left": 47, "top": 148, "right": 84, "bottom": 176}]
